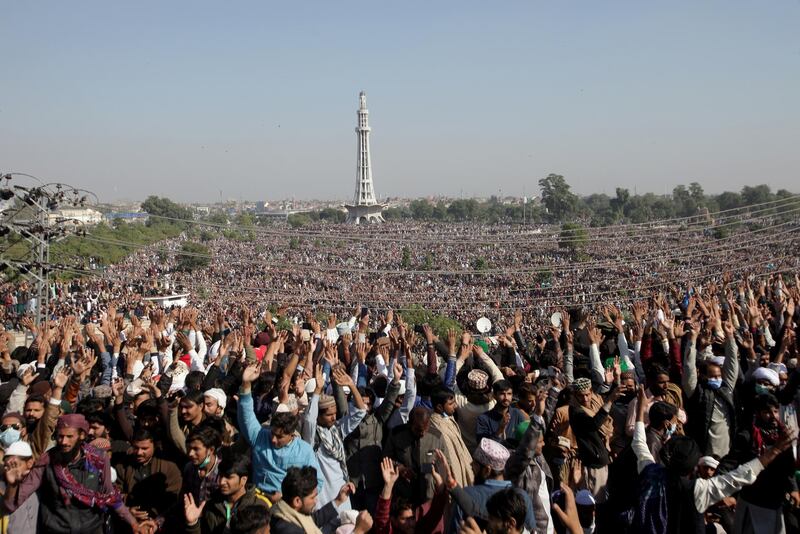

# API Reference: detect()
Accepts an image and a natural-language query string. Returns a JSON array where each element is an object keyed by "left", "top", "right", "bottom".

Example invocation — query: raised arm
[
  {"left": 721, "top": 321, "right": 739, "bottom": 389},
  {"left": 237, "top": 360, "right": 264, "bottom": 446},
  {"left": 632, "top": 386, "right": 655, "bottom": 473},
  {"left": 694, "top": 434, "right": 793, "bottom": 513},
  {"left": 682, "top": 322, "right": 699, "bottom": 397}
]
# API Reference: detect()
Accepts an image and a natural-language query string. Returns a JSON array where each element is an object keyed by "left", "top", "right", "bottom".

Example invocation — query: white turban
[{"left": 752, "top": 367, "right": 780, "bottom": 387}]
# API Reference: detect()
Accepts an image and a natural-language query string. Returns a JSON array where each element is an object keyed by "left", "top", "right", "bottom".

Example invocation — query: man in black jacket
[{"left": 569, "top": 377, "right": 626, "bottom": 504}]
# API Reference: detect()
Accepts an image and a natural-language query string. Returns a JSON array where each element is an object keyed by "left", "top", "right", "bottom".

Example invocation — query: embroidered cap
[{"left": 473, "top": 437, "right": 510, "bottom": 472}]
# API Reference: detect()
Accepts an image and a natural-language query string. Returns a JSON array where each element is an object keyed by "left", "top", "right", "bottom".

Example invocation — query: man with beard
[
  {"left": 16, "top": 367, "right": 69, "bottom": 458},
  {"left": 270, "top": 466, "right": 372, "bottom": 534},
  {"left": 115, "top": 427, "right": 183, "bottom": 529},
  {"left": 0, "top": 441, "right": 39, "bottom": 533},
  {"left": 720, "top": 393, "right": 800, "bottom": 534},
  {"left": 429, "top": 387, "right": 473, "bottom": 488},
  {"left": 476, "top": 380, "right": 529, "bottom": 445},
  {"left": 4, "top": 413, "right": 151, "bottom": 533}
]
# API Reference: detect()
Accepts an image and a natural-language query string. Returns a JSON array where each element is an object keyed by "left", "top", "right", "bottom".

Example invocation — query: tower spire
[{"left": 346, "top": 91, "right": 385, "bottom": 224}]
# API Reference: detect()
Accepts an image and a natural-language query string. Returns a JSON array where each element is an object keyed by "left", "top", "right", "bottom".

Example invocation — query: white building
[{"left": 48, "top": 207, "right": 103, "bottom": 226}]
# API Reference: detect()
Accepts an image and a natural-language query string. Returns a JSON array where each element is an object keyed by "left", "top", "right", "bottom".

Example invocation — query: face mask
[
  {"left": 198, "top": 453, "right": 211, "bottom": 469},
  {"left": 665, "top": 423, "right": 677, "bottom": 438},
  {"left": 706, "top": 378, "right": 723, "bottom": 390},
  {"left": 755, "top": 384, "right": 771, "bottom": 395},
  {"left": 0, "top": 427, "right": 21, "bottom": 448}
]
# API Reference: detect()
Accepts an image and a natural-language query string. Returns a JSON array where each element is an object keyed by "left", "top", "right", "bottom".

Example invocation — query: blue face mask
[
  {"left": 665, "top": 422, "right": 677, "bottom": 438},
  {"left": 0, "top": 427, "right": 21, "bottom": 448},
  {"left": 706, "top": 378, "right": 723, "bottom": 390}
]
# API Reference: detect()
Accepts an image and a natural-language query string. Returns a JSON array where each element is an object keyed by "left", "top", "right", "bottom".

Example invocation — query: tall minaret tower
[{"left": 345, "top": 91, "right": 385, "bottom": 224}]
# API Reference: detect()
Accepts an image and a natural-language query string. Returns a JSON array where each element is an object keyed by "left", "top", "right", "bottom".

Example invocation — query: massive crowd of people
[{"left": 0, "top": 215, "right": 799, "bottom": 534}]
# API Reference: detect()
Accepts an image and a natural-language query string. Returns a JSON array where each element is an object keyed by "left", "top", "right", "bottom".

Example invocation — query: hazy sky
[{"left": 2, "top": 1, "right": 799, "bottom": 203}]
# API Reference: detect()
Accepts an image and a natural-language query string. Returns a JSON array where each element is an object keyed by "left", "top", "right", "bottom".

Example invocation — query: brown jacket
[{"left": 116, "top": 455, "right": 183, "bottom": 519}]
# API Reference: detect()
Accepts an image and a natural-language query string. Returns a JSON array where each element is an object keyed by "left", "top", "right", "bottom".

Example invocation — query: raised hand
[
  {"left": 392, "top": 359, "right": 403, "bottom": 383},
  {"left": 175, "top": 331, "right": 192, "bottom": 353},
  {"left": 314, "top": 362, "right": 325, "bottom": 395},
  {"left": 552, "top": 483, "right": 584, "bottom": 534},
  {"left": 241, "top": 361, "right": 261, "bottom": 384},
  {"left": 587, "top": 322, "right": 603, "bottom": 346},
  {"left": 332, "top": 366, "right": 354, "bottom": 388},
  {"left": 183, "top": 493, "right": 206, "bottom": 525},
  {"left": 20, "top": 365, "right": 39, "bottom": 386},
  {"left": 380, "top": 457, "right": 400, "bottom": 487},
  {"left": 447, "top": 328, "right": 457, "bottom": 355},
  {"left": 53, "top": 366, "right": 72, "bottom": 389}
]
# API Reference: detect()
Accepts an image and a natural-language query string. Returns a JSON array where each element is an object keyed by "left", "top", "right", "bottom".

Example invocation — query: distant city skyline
[{"left": 2, "top": 1, "right": 798, "bottom": 204}]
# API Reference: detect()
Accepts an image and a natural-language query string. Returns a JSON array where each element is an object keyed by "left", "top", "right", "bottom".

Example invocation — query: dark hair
[
  {"left": 369, "top": 375, "right": 388, "bottom": 398},
  {"left": 648, "top": 401, "right": 678, "bottom": 429},
  {"left": 282, "top": 466, "right": 318, "bottom": 502},
  {"left": 135, "top": 399, "right": 159, "bottom": 419},
  {"left": 270, "top": 412, "right": 298, "bottom": 435},
  {"left": 662, "top": 436, "right": 701, "bottom": 476},
  {"left": 187, "top": 426, "right": 221, "bottom": 451},
  {"left": 78, "top": 399, "right": 107, "bottom": 415},
  {"left": 131, "top": 427, "right": 155, "bottom": 444},
  {"left": 219, "top": 453, "right": 251, "bottom": 478},
  {"left": 486, "top": 488, "right": 527, "bottom": 528},
  {"left": 181, "top": 389, "right": 205, "bottom": 406},
  {"left": 539, "top": 349, "right": 559, "bottom": 369},
  {"left": 199, "top": 415, "right": 226, "bottom": 436},
  {"left": 409, "top": 406, "right": 431, "bottom": 425},
  {"left": 230, "top": 505, "right": 270, "bottom": 534},
  {"left": 186, "top": 371, "right": 205, "bottom": 391},
  {"left": 431, "top": 387, "right": 455, "bottom": 410},
  {"left": 85, "top": 411, "right": 112, "bottom": 428},
  {"left": 754, "top": 393, "right": 780, "bottom": 412},
  {"left": 647, "top": 364, "right": 670, "bottom": 381},
  {"left": 492, "top": 379, "right": 513, "bottom": 394},
  {"left": 24, "top": 394, "right": 46, "bottom": 407},
  {"left": 518, "top": 382, "right": 536, "bottom": 398},
  {"left": 390, "top": 496, "right": 413, "bottom": 518},
  {"left": 418, "top": 373, "right": 443, "bottom": 397}
]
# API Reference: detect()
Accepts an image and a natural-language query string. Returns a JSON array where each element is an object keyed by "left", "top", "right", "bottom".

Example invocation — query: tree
[
  {"left": 471, "top": 257, "right": 487, "bottom": 271},
  {"left": 401, "top": 246, "right": 411, "bottom": 269},
  {"left": 558, "top": 223, "right": 588, "bottom": 252},
  {"left": 715, "top": 191, "right": 742, "bottom": 211},
  {"left": 741, "top": 185, "right": 773, "bottom": 207},
  {"left": 672, "top": 185, "right": 698, "bottom": 217},
  {"left": 609, "top": 188, "right": 630, "bottom": 219},
  {"left": 236, "top": 212, "right": 255, "bottom": 227},
  {"left": 141, "top": 196, "right": 194, "bottom": 227},
  {"left": 688, "top": 182, "right": 705, "bottom": 203},
  {"left": 176, "top": 242, "right": 211, "bottom": 272},
  {"left": 287, "top": 213, "right": 311, "bottom": 228},
  {"left": 410, "top": 200, "right": 434, "bottom": 220},
  {"left": 319, "top": 208, "right": 346, "bottom": 223},
  {"left": 539, "top": 174, "right": 578, "bottom": 221}
]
